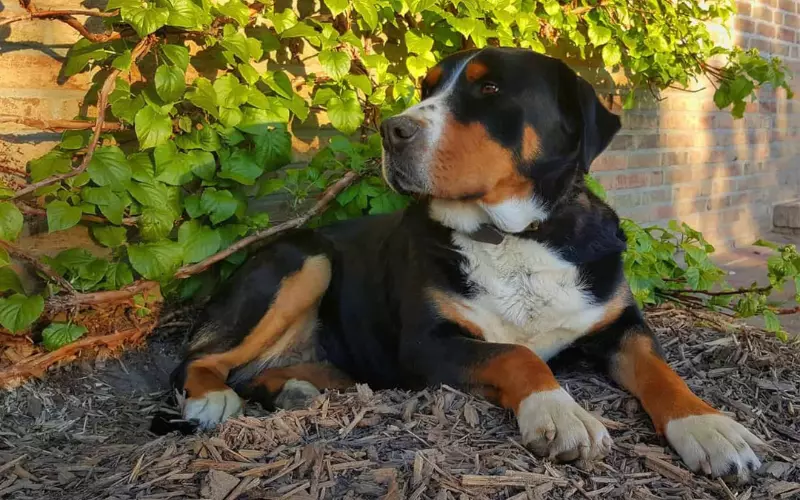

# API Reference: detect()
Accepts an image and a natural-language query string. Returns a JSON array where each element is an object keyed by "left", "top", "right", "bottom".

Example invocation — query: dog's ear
[{"left": 575, "top": 76, "right": 621, "bottom": 172}]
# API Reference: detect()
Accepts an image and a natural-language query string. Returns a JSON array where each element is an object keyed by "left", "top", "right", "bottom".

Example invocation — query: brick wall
[{"left": 1, "top": 1, "right": 798, "bottom": 248}]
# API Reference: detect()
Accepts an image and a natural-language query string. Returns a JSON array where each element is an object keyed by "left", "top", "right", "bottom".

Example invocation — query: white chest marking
[{"left": 452, "top": 233, "right": 607, "bottom": 360}]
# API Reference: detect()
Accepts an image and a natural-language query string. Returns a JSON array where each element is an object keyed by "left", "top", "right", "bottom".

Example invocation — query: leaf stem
[{"left": 0, "top": 239, "right": 76, "bottom": 294}]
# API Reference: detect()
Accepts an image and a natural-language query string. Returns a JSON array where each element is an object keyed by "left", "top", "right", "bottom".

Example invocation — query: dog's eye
[{"left": 481, "top": 82, "right": 499, "bottom": 95}]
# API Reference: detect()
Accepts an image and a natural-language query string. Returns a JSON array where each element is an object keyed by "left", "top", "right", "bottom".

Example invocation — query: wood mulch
[{"left": 0, "top": 307, "right": 798, "bottom": 499}]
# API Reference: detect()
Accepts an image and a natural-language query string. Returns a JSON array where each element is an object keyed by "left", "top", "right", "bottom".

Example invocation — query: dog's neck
[{"left": 429, "top": 197, "right": 548, "bottom": 237}]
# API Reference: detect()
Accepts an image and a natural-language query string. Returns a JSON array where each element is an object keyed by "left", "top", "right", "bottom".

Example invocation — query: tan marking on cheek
[
  {"left": 424, "top": 65, "right": 443, "bottom": 87},
  {"left": 465, "top": 61, "right": 489, "bottom": 82},
  {"left": 522, "top": 125, "right": 540, "bottom": 161},
  {"left": 428, "top": 289, "right": 484, "bottom": 339},
  {"left": 430, "top": 115, "right": 532, "bottom": 203}
]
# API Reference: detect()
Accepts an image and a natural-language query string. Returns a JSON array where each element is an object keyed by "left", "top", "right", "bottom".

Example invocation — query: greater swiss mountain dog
[{"left": 166, "top": 47, "right": 763, "bottom": 481}]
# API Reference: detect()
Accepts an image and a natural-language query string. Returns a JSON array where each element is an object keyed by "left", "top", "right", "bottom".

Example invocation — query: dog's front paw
[
  {"left": 183, "top": 388, "right": 243, "bottom": 430},
  {"left": 517, "top": 388, "right": 612, "bottom": 462},
  {"left": 665, "top": 413, "right": 763, "bottom": 481}
]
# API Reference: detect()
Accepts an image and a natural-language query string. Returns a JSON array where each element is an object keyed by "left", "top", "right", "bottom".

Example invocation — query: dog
[{"left": 166, "top": 47, "right": 763, "bottom": 480}]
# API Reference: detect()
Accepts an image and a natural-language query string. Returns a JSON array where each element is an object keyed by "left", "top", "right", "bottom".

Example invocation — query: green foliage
[
  {"left": 2, "top": 0, "right": 796, "bottom": 352},
  {"left": 42, "top": 322, "right": 88, "bottom": 351}
]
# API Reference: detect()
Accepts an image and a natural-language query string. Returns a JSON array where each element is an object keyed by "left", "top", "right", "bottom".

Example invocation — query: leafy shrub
[{"left": 1, "top": 0, "right": 797, "bottom": 347}]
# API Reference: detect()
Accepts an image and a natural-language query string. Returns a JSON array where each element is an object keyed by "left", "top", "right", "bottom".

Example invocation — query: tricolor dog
[{"left": 167, "top": 48, "right": 763, "bottom": 480}]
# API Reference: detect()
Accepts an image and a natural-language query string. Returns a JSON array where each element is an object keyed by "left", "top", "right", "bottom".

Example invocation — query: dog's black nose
[{"left": 380, "top": 116, "right": 420, "bottom": 153}]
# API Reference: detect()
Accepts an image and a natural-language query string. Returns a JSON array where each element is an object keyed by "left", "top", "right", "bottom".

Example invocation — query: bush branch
[
  {"left": 671, "top": 285, "right": 773, "bottom": 297},
  {"left": 0, "top": 239, "right": 76, "bottom": 293},
  {"left": 174, "top": 170, "right": 360, "bottom": 279},
  {"left": 11, "top": 35, "right": 156, "bottom": 201},
  {"left": 46, "top": 280, "right": 159, "bottom": 312},
  {"left": 18, "top": 202, "right": 138, "bottom": 226},
  {"left": 0, "top": 8, "right": 122, "bottom": 43},
  {"left": 0, "top": 115, "right": 125, "bottom": 132}
]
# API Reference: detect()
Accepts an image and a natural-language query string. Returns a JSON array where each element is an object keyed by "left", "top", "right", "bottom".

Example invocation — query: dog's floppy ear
[{"left": 575, "top": 76, "right": 621, "bottom": 172}]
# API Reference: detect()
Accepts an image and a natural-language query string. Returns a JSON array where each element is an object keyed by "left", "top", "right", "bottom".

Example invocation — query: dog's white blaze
[{"left": 452, "top": 233, "right": 606, "bottom": 360}]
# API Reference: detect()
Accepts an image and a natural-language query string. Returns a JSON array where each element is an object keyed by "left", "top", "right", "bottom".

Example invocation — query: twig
[
  {"left": 0, "top": 8, "right": 118, "bottom": 25},
  {"left": 0, "top": 326, "right": 155, "bottom": 389},
  {"left": 46, "top": 280, "right": 159, "bottom": 312},
  {"left": 174, "top": 171, "right": 360, "bottom": 278},
  {"left": 0, "top": 8, "right": 121, "bottom": 43},
  {"left": 672, "top": 285, "right": 772, "bottom": 297},
  {"left": 0, "top": 115, "right": 125, "bottom": 132},
  {"left": 11, "top": 35, "right": 156, "bottom": 201},
  {"left": 569, "top": 0, "right": 610, "bottom": 16},
  {"left": 0, "top": 239, "right": 76, "bottom": 293},
  {"left": 776, "top": 306, "right": 800, "bottom": 315},
  {"left": 18, "top": 202, "right": 138, "bottom": 226}
]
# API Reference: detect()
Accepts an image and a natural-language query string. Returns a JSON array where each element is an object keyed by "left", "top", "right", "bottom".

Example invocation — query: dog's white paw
[
  {"left": 183, "top": 388, "right": 243, "bottom": 430},
  {"left": 665, "top": 413, "right": 763, "bottom": 481},
  {"left": 518, "top": 388, "right": 612, "bottom": 461}
]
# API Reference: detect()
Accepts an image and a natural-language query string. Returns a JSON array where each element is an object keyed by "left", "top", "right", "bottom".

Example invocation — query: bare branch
[
  {"left": 11, "top": 35, "right": 156, "bottom": 201},
  {"left": 0, "top": 115, "right": 125, "bottom": 132},
  {"left": 46, "top": 280, "right": 160, "bottom": 312},
  {"left": 18, "top": 202, "right": 138, "bottom": 226},
  {"left": 0, "top": 239, "right": 76, "bottom": 293},
  {"left": 174, "top": 171, "right": 360, "bottom": 278},
  {"left": 0, "top": 8, "right": 118, "bottom": 26}
]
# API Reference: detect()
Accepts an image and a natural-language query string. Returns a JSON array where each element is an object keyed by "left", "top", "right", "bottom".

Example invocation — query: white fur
[
  {"left": 665, "top": 413, "right": 763, "bottom": 479},
  {"left": 183, "top": 388, "right": 243, "bottom": 430},
  {"left": 518, "top": 388, "right": 612, "bottom": 460},
  {"left": 480, "top": 197, "right": 549, "bottom": 233},
  {"left": 450, "top": 232, "right": 607, "bottom": 361}
]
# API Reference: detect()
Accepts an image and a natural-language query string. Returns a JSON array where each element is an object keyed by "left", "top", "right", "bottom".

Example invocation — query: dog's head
[{"left": 380, "top": 47, "right": 620, "bottom": 233}]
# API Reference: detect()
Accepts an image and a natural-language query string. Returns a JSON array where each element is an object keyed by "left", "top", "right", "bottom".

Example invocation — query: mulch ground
[{"left": 0, "top": 307, "right": 798, "bottom": 500}]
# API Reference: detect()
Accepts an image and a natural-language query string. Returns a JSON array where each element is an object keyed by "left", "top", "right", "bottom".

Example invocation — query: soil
[{"left": 0, "top": 308, "right": 798, "bottom": 500}]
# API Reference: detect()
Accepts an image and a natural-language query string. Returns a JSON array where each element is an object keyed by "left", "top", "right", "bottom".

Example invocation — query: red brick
[
  {"left": 661, "top": 151, "right": 690, "bottom": 167},
  {"left": 627, "top": 153, "right": 661, "bottom": 169},
  {"left": 592, "top": 154, "right": 628, "bottom": 172},
  {"left": 786, "top": 13, "right": 800, "bottom": 28},
  {"left": 737, "top": 1, "right": 752, "bottom": 15},
  {"left": 608, "top": 135, "right": 634, "bottom": 151},
  {"left": 633, "top": 134, "right": 660, "bottom": 149},
  {"left": 751, "top": 4, "right": 774, "bottom": 20},
  {"left": 778, "top": 27, "right": 796, "bottom": 42},
  {"left": 735, "top": 18, "right": 756, "bottom": 33},
  {"left": 757, "top": 22, "right": 777, "bottom": 37},
  {"left": 660, "top": 133, "right": 696, "bottom": 148},
  {"left": 655, "top": 205, "right": 676, "bottom": 219},
  {"left": 759, "top": 0, "right": 778, "bottom": 7},
  {"left": 612, "top": 172, "right": 650, "bottom": 190},
  {"left": 778, "top": 0, "right": 797, "bottom": 12}
]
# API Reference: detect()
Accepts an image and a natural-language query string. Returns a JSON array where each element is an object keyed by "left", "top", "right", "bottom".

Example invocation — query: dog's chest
[{"left": 452, "top": 234, "right": 607, "bottom": 360}]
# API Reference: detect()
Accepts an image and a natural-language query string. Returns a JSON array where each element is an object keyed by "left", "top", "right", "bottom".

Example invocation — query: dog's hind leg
[
  {"left": 176, "top": 252, "right": 332, "bottom": 429},
  {"left": 241, "top": 362, "right": 355, "bottom": 411}
]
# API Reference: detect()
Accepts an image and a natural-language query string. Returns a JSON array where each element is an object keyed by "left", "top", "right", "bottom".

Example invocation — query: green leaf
[
  {"left": 164, "top": 0, "right": 208, "bottom": 28},
  {"left": 253, "top": 126, "right": 292, "bottom": 171},
  {"left": 215, "top": 0, "right": 250, "bottom": 26},
  {"left": 587, "top": 23, "right": 612, "bottom": 46},
  {"left": 0, "top": 248, "right": 8, "bottom": 266},
  {"left": 104, "top": 261, "right": 134, "bottom": 289},
  {"left": 602, "top": 42, "right": 621, "bottom": 67},
  {"left": 219, "top": 106, "right": 244, "bottom": 128},
  {"left": 187, "top": 150, "right": 217, "bottom": 180},
  {"left": 154, "top": 65, "right": 186, "bottom": 102},
  {"left": 62, "top": 38, "right": 107, "bottom": 77},
  {"left": 53, "top": 248, "right": 95, "bottom": 271},
  {"left": 405, "top": 31, "right": 434, "bottom": 54},
  {"left": 29, "top": 150, "right": 72, "bottom": 182},
  {"left": 42, "top": 322, "right": 87, "bottom": 351},
  {"left": 406, "top": 53, "right": 435, "bottom": 78},
  {"left": 312, "top": 87, "right": 338, "bottom": 106},
  {"left": 112, "top": 50, "right": 132, "bottom": 70},
  {"left": 139, "top": 206, "right": 175, "bottom": 241},
  {"left": 0, "top": 294, "right": 44, "bottom": 333},
  {"left": 763, "top": 309, "right": 781, "bottom": 332},
  {"left": 353, "top": 0, "right": 378, "bottom": 29},
  {"left": 92, "top": 225, "right": 127, "bottom": 248},
  {"left": 0, "top": 268, "right": 24, "bottom": 294},
  {"left": 187, "top": 77, "right": 219, "bottom": 116},
  {"left": 111, "top": 93, "right": 145, "bottom": 124},
  {"left": 327, "top": 94, "right": 364, "bottom": 135},
  {"left": 220, "top": 25, "right": 251, "bottom": 61},
  {"left": 730, "top": 76, "right": 754, "bottom": 101},
  {"left": 584, "top": 174, "right": 608, "bottom": 200},
  {"left": 214, "top": 74, "right": 249, "bottom": 108},
  {"left": 280, "top": 21, "right": 319, "bottom": 40},
  {"left": 81, "top": 186, "right": 118, "bottom": 206},
  {"left": 124, "top": 4, "right": 169, "bottom": 36},
  {"left": 324, "top": 0, "right": 348, "bottom": 16},
  {"left": 238, "top": 63, "right": 260, "bottom": 85},
  {"left": 178, "top": 220, "right": 222, "bottom": 263},
  {"left": 319, "top": 50, "right": 351, "bottom": 81},
  {"left": 154, "top": 142, "right": 193, "bottom": 185},
  {"left": 219, "top": 149, "right": 263, "bottom": 185},
  {"left": 128, "top": 181, "right": 168, "bottom": 208},
  {"left": 128, "top": 241, "right": 183, "bottom": 279},
  {"left": 346, "top": 74, "right": 373, "bottom": 96},
  {"left": 135, "top": 105, "right": 173, "bottom": 149},
  {"left": 88, "top": 146, "right": 132, "bottom": 191},
  {"left": 200, "top": 188, "right": 238, "bottom": 224},
  {"left": 184, "top": 194, "right": 205, "bottom": 218},
  {"left": 262, "top": 71, "right": 294, "bottom": 99},
  {"left": 161, "top": 44, "right": 190, "bottom": 70},
  {"left": 46, "top": 200, "right": 82, "bottom": 233}
]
